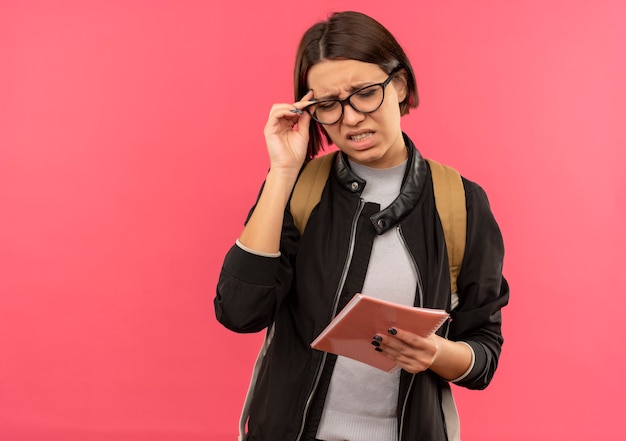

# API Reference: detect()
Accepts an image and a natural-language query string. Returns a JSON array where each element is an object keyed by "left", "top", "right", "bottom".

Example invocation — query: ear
[{"left": 392, "top": 69, "right": 409, "bottom": 103}]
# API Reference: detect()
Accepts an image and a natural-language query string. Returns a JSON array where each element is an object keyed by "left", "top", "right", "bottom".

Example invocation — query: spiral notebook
[{"left": 311, "top": 293, "right": 449, "bottom": 372}]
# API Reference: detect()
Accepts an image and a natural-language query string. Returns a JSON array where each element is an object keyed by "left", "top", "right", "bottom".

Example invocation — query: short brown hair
[{"left": 294, "top": 11, "right": 419, "bottom": 159}]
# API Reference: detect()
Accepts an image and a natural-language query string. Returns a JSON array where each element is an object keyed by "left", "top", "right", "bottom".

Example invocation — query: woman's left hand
[
  {"left": 376, "top": 328, "right": 440, "bottom": 374},
  {"left": 375, "top": 328, "right": 473, "bottom": 379}
]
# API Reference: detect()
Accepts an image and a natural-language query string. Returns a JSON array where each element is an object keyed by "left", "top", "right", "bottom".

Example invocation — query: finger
[
  {"left": 293, "top": 90, "right": 316, "bottom": 110},
  {"left": 269, "top": 104, "right": 303, "bottom": 118},
  {"left": 266, "top": 105, "right": 305, "bottom": 129},
  {"left": 267, "top": 91, "right": 315, "bottom": 122},
  {"left": 371, "top": 328, "right": 410, "bottom": 351},
  {"left": 386, "top": 327, "right": 424, "bottom": 348},
  {"left": 371, "top": 334, "right": 403, "bottom": 363},
  {"left": 374, "top": 329, "right": 429, "bottom": 357},
  {"left": 373, "top": 338, "right": 431, "bottom": 374},
  {"left": 300, "top": 89, "right": 315, "bottom": 101},
  {"left": 293, "top": 107, "right": 311, "bottom": 134}
]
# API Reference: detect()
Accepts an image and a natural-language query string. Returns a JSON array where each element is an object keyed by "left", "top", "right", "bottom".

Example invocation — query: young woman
[{"left": 215, "top": 11, "right": 509, "bottom": 441}]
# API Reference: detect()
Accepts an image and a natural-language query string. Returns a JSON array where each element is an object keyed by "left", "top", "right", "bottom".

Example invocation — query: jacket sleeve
[
  {"left": 214, "top": 190, "right": 300, "bottom": 334},
  {"left": 449, "top": 180, "right": 510, "bottom": 390}
]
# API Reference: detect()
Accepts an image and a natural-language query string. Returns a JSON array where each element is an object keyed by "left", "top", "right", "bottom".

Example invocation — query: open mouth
[{"left": 350, "top": 132, "right": 373, "bottom": 142}]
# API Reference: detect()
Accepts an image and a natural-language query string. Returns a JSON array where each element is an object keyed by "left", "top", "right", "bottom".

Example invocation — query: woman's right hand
[
  {"left": 238, "top": 91, "right": 316, "bottom": 253},
  {"left": 263, "top": 90, "right": 315, "bottom": 175}
]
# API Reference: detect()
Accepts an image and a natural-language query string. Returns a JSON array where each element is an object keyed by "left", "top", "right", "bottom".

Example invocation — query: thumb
[{"left": 295, "top": 110, "right": 312, "bottom": 137}]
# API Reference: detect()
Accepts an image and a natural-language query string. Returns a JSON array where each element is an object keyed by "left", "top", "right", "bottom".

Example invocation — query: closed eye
[
  {"left": 315, "top": 100, "right": 339, "bottom": 111},
  {"left": 355, "top": 86, "right": 378, "bottom": 98}
]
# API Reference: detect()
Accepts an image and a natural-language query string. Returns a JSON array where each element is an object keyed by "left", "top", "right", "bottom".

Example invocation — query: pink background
[{"left": 1, "top": 1, "right": 625, "bottom": 440}]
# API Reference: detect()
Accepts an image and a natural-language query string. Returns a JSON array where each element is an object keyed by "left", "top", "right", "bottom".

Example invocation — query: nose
[{"left": 341, "top": 101, "right": 365, "bottom": 126}]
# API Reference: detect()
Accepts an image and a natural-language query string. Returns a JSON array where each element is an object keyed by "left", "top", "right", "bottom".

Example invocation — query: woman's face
[{"left": 306, "top": 59, "right": 408, "bottom": 169}]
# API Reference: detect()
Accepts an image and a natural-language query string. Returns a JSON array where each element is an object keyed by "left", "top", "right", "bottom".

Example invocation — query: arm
[
  {"left": 377, "top": 181, "right": 509, "bottom": 384},
  {"left": 445, "top": 182, "right": 509, "bottom": 389},
  {"left": 238, "top": 92, "right": 314, "bottom": 253},
  {"left": 214, "top": 92, "right": 314, "bottom": 332}
]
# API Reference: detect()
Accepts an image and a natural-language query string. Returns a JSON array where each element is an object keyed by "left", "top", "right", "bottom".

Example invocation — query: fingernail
[
  {"left": 388, "top": 328, "right": 397, "bottom": 335},
  {"left": 290, "top": 109, "right": 303, "bottom": 114},
  {"left": 371, "top": 340, "right": 380, "bottom": 347},
  {"left": 374, "top": 347, "right": 383, "bottom": 352},
  {"left": 373, "top": 335, "right": 382, "bottom": 342}
]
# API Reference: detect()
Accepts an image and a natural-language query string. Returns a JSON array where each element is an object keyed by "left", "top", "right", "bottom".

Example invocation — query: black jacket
[{"left": 215, "top": 134, "right": 509, "bottom": 441}]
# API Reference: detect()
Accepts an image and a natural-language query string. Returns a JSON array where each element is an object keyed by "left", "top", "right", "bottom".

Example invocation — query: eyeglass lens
[{"left": 309, "top": 83, "right": 385, "bottom": 125}]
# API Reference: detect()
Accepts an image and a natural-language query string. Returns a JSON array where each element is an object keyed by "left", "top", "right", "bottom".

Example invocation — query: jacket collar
[{"left": 334, "top": 133, "right": 428, "bottom": 235}]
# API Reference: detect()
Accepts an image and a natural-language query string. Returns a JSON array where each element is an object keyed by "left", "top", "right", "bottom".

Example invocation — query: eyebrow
[{"left": 314, "top": 81, "right": 378, "bottom": 100}]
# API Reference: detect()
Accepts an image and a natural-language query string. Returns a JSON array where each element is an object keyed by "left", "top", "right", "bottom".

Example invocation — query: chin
[{"left": 349, "top": 150, "right": 388, "bottom": 166}]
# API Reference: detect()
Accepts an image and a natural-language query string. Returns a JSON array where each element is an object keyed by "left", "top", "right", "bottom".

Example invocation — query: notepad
[{"left": 311, "top": 293, "right": 449, "bottom": 372}]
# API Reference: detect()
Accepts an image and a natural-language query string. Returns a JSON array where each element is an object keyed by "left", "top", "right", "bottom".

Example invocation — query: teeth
[{"left": 351, "top": 132, "right": 372, "bottom": 142}]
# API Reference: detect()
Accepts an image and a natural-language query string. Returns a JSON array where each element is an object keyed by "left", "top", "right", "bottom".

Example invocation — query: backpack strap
[
  {"left": 426, "top": 159, "right": 466, "bottom": 295},
  {"left": 290, "top": 152, "right": 337, "bottom": 235}
]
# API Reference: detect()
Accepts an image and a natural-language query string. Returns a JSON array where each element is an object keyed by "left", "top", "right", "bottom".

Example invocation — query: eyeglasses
[{"left": 305, "top": 67, "right": 401, "bottom": 125}]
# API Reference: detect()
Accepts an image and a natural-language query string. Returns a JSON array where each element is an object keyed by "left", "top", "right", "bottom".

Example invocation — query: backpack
[{"left": 238, "top": 152, "right": 467, "bottom": 441}]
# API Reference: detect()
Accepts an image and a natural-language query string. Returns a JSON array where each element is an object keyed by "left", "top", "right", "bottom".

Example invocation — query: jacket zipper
[
  {"left": 396, "top": 225, "right": 424, "bottom": 441},
  {"left": 295, "top": 198, "right": 366, "bottom": 441},
  {"left": 396, "top": 225, "right": 424, "bottom": 307}
]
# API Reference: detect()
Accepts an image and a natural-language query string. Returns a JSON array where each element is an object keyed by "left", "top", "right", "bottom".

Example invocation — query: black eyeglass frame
[{"left": 304, "top": 66, "right": 403, "bottom": 125}]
